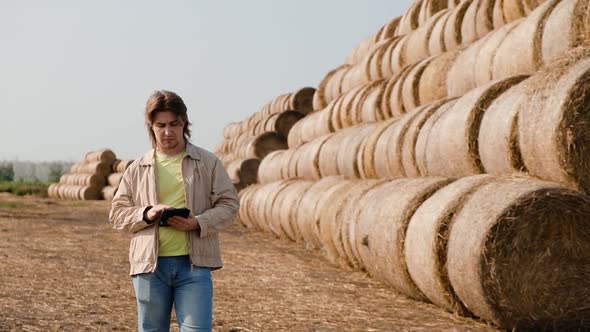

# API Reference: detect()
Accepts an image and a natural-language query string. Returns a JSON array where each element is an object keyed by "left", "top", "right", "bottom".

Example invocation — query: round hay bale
[
  {"left": 398, "top": 1, "right": 423, "bottom": 35},
  {"left": 291, "top": 87, "right": 316, "bottom": 115},
  {"left": 380, "top": 37, "right": 404, "bottom": 80},
  {"left": 346, "top": 34, "right": 376, "bottom": 65},
  {"left": 297, "top": 134, "right": 331, "bottom": 181},
  {"left": 314, "top": 64, "right": 349, "bottom": 111},
  {"left": 541, "top": 0, "right": 590, "bottom": 66},
  {"left": 319, "top": 179, "right": 383, "bottom": 266},
  {"left": 258, "top": 150, "right": 284, "bottom": 184},
  {"left": 102, "top": 186, "right": 117, "bottom": 201},
  {"left": 336, "top": 85, "right": 368, "bottom": 130},
  {"left": 47, "top": 183, "right": 58, "bottom": 199},
  {"left": 423, "top": 76, "right": 527, "bottom": 177},
  {"left": 246, "top": 132, "right": 288, "bottom": 160},
  {"left": 405, "top": 174, "right": 495, "bottom": 314},
  {"left": 278, "top": 180, "right": 314, "bottom": 241},
  {"left": 269, "top": 180, "right": 300, "bottom": 238},
  {"left": 443, "top": 0, "right": 472, "bottom": 52},
  {"left": 337, "top": 124, "right": 377, "bottom": 179},
  {"left": 475, "top": 0, "right": 495, "bottom": 37},
  {"left": 389, "top": 35, "right": 409, "bottom": 76},
  {"left": 473, "top": 18, "right": 522, "bottom": 87},
  {"left": 401, "top": 99, "right": 453, "bottom": 177},
  {"left": 285, "top": 147, "right": 301, "bottom": 180},
  {"left": 358, "top": 79, "right": 387, "bottom": 123},
  {"left": 460, "top": 0, "right": 481, "bottom": 46},
  {"left": 446, "top": 35, "right": 489, "bottom": 97},
  {"left": 380, "top": 16, "right": 402, "bottom": 41},
  {"left": 325, "top": 65, "right": 352, "bottom": 105},
  {"left": 419, "top": 50, "right": 459, "bottom": 105},
  {"left": 360, "top": 118, "right": 398, "bottom": 179},
  {"left": 502, "top": 0, "right": 526, "bottom": 22},
  {"left": 367, "top": 38, "right": 399, "bottom": 82},
  {"left": 318, "top": 130, "right": 352, "bottom": 178},
  {"left": 226, "top": 158, "right": 261, "bottom": 186},
  {"left": 338, "top": 180, "right": 392, "bottom": 270},
  {"left": 419, "top": 0, "right": 450, "bottom": 25},
  {"left": 236, "top": 184, "right": 257, "bottom": 228},
  {"left": 312, "top": 105, "right": 335, "bottom": 142},
  {"left": 402, "top": 57, "right": 433, "bottom": 112},
  {"left": 428, "top": 10, "right": 452, "bottom": 55},
  {"left": 69, "top": 163, "right": 81, "bottom": 173},
  {"left": 85, "top": 149, "right": 116, "bottom": 165},
  {"left": 340, "top": 64, "right": 367, "bottom": 95},
  {"left": 478, "top": 79, "right": 531, "bottom": 174},
  {"left": 447, "top": 177, "right": 590, "bottom": 329},
  {"left": 261, "top": 180, "right": 295, "bottom": 235},
  {"left": 287, "top": 114, "right": 308, "bottom": 149},
  {"left": 519, "top": 56, "right": 590, "bottom": 192},
  {"left": 107, "top": 173, "right": 123, "bottom": 187},
  {"left": 295, "top": 176, "right": 351, "bottom": 247},
  {"left": 272, "top": 111, "right": 305, "bottom": 138},
  {"left": 381, "top": 65, "right": 416, "bottom": 119},
  {"left": 404, "top": 10, "right": 449, "bottom": 66},
  {"left": 492, "top": 0, "right": 560, "bottom": 81},
  {"left": 80, "top": 186, "right": 101, "bottom": 200},
  {"left": 493, "top": 0, "right": 507, "bottom": 27},
  {"left": 357, "top": 177, "right": 452, "bottom": 300},
  {"left": 114, "top": 160, "right": 133, "bottom": 173},
  {"left": 414, "top": 100, "right": 458, "bottom": 175}
]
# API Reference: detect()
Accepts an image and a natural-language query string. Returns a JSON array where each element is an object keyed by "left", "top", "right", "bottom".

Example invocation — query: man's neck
[{"left": 156, "top": 143, "right": 186, "bottom": 157}]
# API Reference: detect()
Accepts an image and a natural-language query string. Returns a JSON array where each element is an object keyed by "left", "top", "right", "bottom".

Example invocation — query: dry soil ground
[{"left": 0, "top": 193, "right": 499, "bottom": 331}]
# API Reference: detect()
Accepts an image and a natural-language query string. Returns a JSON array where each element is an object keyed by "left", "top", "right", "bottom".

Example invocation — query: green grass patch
[{"left": 0, "top": 181, "right": 49, "bottom": 197}]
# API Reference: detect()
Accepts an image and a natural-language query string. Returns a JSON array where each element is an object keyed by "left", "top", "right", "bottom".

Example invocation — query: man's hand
[
  {"left": 167, "top": 213, "right": 200, "bottom": 231},
  {"left": 146, "top": 204, "right": 172, "bottom": 222}
]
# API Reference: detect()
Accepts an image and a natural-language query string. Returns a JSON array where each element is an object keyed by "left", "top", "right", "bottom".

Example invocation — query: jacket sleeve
[
  {"left": 196, "top": 157, "right": 240, "bottom": 238},
  {"left": 109, "top": 166, "right": 152, "bottom": 234}
]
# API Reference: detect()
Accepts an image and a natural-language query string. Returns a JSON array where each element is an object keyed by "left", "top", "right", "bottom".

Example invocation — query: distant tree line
[{"left": 0, "top": 161, "right": 72, "bottom": 183}]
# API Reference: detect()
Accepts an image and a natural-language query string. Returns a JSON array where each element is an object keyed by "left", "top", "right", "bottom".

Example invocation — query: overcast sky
[{"left": 1, "top": 0, "right": 413, "bottom": 162}]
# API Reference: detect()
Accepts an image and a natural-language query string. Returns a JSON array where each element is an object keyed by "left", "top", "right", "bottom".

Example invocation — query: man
[{"left": 109, "top": 90, "right": 239, "bottom": 331}]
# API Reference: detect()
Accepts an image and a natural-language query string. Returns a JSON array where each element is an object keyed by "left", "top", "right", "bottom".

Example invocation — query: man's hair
[{"left": 145, "top": 90, "right": 192, "bottom": 148}]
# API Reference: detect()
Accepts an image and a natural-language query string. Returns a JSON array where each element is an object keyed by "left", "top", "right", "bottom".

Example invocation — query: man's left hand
[{"left": 167, "top": 213, "right": 200, "bottom": 231}]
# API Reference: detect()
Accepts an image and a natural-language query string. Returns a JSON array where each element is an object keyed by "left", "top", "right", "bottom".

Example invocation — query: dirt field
[{"left": 0, "top": 193, "right": 499, "bottom": 331}]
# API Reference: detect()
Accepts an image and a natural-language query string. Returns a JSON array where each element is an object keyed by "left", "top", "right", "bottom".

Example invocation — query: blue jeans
[{"left": 131, "top": 255, "right": 213, "bottom": 332}]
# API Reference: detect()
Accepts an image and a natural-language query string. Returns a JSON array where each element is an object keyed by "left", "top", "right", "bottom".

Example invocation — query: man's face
[{"left": 152, "top": 111, "right": 185, "bottom": 153}]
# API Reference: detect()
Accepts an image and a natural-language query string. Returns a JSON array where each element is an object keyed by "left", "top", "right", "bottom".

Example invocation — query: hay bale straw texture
[
  {"left": 337, "top": 124, "right": 377, "bottom": 179},
  {"left": 356, "top": 178, "right": 452, "bottom": 300},
  {"left": 296, "top": 134, "right": 331, "bottom": 181},
  {"left": 443, "top": 0, "right": 472, "bottom": 52},
  {"left": 446, "top": 36, "right": 489, "bottom": 97},
  {"left": 404, "top": 10, "right": 449, "bottom": 66},
  {"left": 257, "top": 150, "right": 284, "bottom": 184},
  {"left": 519, "top": 56, "right": 590, "bottom": 192},
  {"left": 428, "top": 10, "right": 451, "bottom": 55},
  {"left": 361, "top": 118, "right": 398, "bottom": 179},
  {"left": 415, "top": 100, "right": 457, "bottom": 176},
  {"left": 401, "top": 58, "right": 433, "bottom": 112},
  {"left": 447, "top": 177, "right": 590, "bottom": 330},
  {"left": 492, "top": 0, "right": 560, "bottom": 81},
  {"left": 422, "top": 76, "right": 527, "bottom": 177},
  {"left": 405, "top": 174, "right": 495, "bottom": 314}
]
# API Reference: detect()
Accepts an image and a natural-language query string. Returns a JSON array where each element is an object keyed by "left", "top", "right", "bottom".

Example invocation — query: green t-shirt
[{"left": 155, "top": 150, "right": 190, "bottom": 257}]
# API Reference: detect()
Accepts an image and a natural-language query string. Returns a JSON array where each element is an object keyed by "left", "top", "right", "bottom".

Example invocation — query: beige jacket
[{"left": 109, "top": 143, "right": 239, "bottom": 276}]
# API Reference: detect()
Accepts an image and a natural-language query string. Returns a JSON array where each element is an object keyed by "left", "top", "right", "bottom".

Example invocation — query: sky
[{"left": 1, "top": 0, "right": 414, "bottom": 162}]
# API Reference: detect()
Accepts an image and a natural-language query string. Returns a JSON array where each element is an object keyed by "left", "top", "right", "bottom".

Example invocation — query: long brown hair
[{"left": 144, "top": 90, "right": 192, "bottom": 148}]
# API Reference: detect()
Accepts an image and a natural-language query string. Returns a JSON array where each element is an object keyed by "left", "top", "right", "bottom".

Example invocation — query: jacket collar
[{"left": 138, "top": 142, "right": 201, "bottom": 166}]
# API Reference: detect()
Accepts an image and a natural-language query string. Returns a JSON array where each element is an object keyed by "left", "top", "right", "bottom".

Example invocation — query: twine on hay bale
[
  {"left": 357, "top": 177, "right": 452, "bottom": 300},
  {"left": 405, "top": 174, "right": 495, "bottom": 315},
  {"left": 402, "top": 99, "right": 454, "bottom": 177},
  {"left": 447, "top": 176, "right": 590, "bottom": 329},
  {"left": 422, "top": 75, "right": 527, "bottom": 177},
  {"left": 518, "top": 54, "right": 590, "bottom": 192}
]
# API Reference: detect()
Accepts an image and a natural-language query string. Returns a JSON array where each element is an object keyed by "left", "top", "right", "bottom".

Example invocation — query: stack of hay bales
[
  {"left": 102, "top": 159, "right": 133, "bottom": 201},
  {"left": 47, "top": 149, "right": 116, "bottom": 200},
  {"left": 223, "top": 0, "right": 590, "bottom": 329},
  {"left": 215, "top": 87, "right": 315, "bottom": 191}
]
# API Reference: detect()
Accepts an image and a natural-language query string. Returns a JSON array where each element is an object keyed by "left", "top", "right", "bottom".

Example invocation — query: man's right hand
[{"left": 146, "top": 204, "right": 172, "bottom": 222}]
